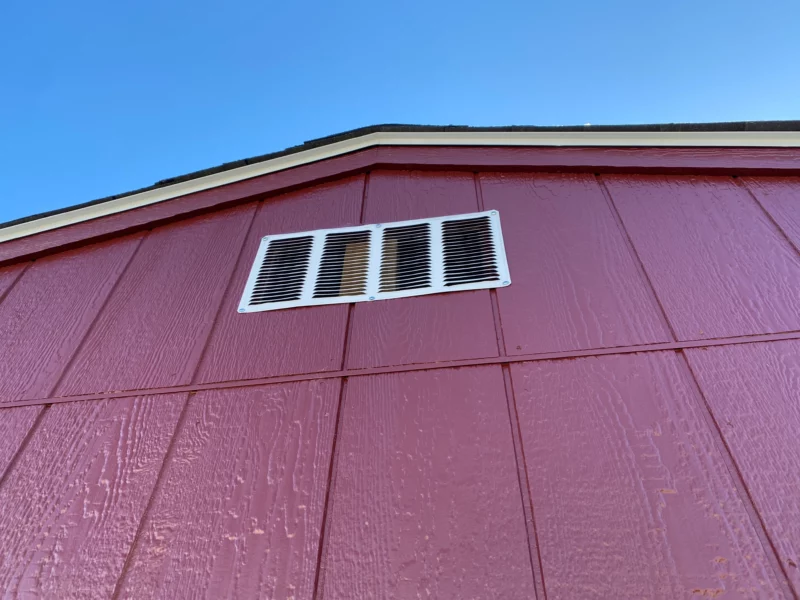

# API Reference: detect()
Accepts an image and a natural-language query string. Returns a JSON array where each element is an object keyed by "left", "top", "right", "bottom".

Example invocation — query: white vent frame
[{"left": 237, "top": 210, "right": 510, "bottom": 313}]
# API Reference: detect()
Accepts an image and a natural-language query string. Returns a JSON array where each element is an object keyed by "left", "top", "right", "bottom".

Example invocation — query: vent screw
[
  {"left": 375, "top": 224, "right": 381, "bottom": 228},
  {"left": 491, "top": 211, "right": 498, "bottom": 215},
  {"left": 369, "top": 296, "right": 376, "bottom": 301},
  {"left": 238, "top": 308, "right": 246, "bottom": 312},
  {"left": 503, "top": 281, "right": 510, "bottom": 285}
]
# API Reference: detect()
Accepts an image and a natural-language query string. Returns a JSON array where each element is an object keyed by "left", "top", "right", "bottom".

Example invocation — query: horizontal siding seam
[{"left": 4, "top": 330, "right": 800, "bottom": 410}]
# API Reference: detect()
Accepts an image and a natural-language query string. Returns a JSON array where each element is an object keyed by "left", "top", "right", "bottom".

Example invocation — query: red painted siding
[
  {"left": 2, "top": 147, "right": 800, "bottom": 599},
  {"left": 55, "top": 206, "right": 255, "bottom": 396},
  {"left": 481, "top": 172, "right": 672, "bottom": 354},
  {"left": 346, "top": 171, "right": 498, "bottom": 368},
  {"left": 607, "top": 175, "right": 800, "bottom": 340},
  {"left": 512, "top": 353, "right": 788, "bottom": 599},
  {"left": 743, "top": 176, "right": 800, "bottom": 252},
  {"left": 195, "top": 177, "right": 364, "bottom": 384},
  {"left": 321, "top": 367, "right": 535, "bottom": 598},
  {"left": 687, "top": 340, "right": 800, "bottom": 595},
  {"left": 0, "top": 406, "right": 42, "bottom": 478},
  {"left": 0, "top": 235, "right": 142, "bottom": 402},
  {"left": 117, "top": 380, "right": 339, "bottom": 599},
  {"left": 0, "top": 394, "right": 185, "bottom": 598},
  {"left": 0, "top": 262, "right": 27, "bottom": 297}
]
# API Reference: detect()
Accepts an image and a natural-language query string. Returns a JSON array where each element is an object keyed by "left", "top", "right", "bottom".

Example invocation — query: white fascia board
[{"left": 3, "top": 130, "right": 800, "bottom": 244}]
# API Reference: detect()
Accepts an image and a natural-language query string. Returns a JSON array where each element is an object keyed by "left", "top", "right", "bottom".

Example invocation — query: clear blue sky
[{"left": 1, "top": 0, "right": 798, "bottom": 223}]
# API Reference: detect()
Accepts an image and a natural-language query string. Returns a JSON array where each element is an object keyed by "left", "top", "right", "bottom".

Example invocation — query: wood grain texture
[
  {"left": 55, "top": 205, "right": 256, "bottom": 397},
  {"left": 0, "top": 262, "right": 28, "bottom": 299},
  {"left": 117, "top": 380, "right": 340, "bottom": 600},
  {"left": 0, "top": 393, "right": 186, "bottom": 599},
  {"left": 346, "top": 171, "right": 498, "bottom": 369},
  {"left": 0, "top": 405, "right": 43, "bottom": 478},
  {"left": 687, "top": 340, "right": 800, "bottom": 594},
  {"left": 742, "top": 176, "right": 800, "bottom": 252},
  {"left": 321, "top": 367, "right": 535, "bottom": 599},
  {"left": 0, "top": 235, "right": 143, "bottom": 403},
  {"left": 607, "top": 175, "right": 800, "bottom": 340},
  {"left": 194, "top": 177, "right": 364, "bottom": 384},
  {"left": 481, "top": 172, "right": 672, "bottom": 355},
  {"left": 511, "top": 352, "right": 789, "bottom": 600}
]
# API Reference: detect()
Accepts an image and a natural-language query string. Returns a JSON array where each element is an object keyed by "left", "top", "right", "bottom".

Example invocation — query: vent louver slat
[
  {"left": 249, "top": 236, "right": 313, "bottom": 305},
  {"left": 313, "top": 230, "right": 371, "bottom": 298},
  {"left": 239, "top": 210, "right": 509, "bottom": 313},
  {"left": 379, "top": 223, "right": 432, "bottom": 292},
  {"left": 442, "top": 216, "right": 500, "bottom": 286}
]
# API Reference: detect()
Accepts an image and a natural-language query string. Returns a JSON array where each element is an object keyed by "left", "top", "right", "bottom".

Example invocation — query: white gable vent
[{"left": 238, "top": 210, "right": 510, "bottom": 313}]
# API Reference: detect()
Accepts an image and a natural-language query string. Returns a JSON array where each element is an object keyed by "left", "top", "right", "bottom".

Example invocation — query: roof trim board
[{"left": 4, "top": 129, "right": 800, "bottom": 245}]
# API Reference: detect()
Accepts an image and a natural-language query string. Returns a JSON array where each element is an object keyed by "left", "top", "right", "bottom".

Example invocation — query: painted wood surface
[
  {"left": 687, "top": 340, "right": 800, "bottom": 595},
  {"left": 0, "top": 262, "right": 27, "bottom": 298},
  {"left": 0, "top": 149, "right": 379, "bottom": 267},
  {"left": 346, "top": 171, "right": 498, "bottom": 369},
  {"left": 55, "top": 205, "right": 255, "bottom": 397},
  {"left": 511, "top": 352, "right": 790, "bottom": 599},
  {"left": 374, "top": 145, "right": 800, "bottom": 175},
  {"left": 0, "top": 405, "right": 42, "bottom": 478},
  {"left": 607, "top": 175, "right": 800, "bottom": 340},
  {"left": 742, "top": 176, "right": 800, "bottom": 252},
  {"left": 320, "top": 367, "right": 535, "bottom": 599},
  {"left": 117, "top": 380, "right": 339, "bottom": 600},
  {"left": 481, "top": 172, "right": 672, "bottom": 355},
  {"left": 195, "top": 177, "right": 364, "bottom": 384},
  {"left": 0, "top": 235, "right": 143, "bottom": 403},
  {"left": 4, "top": 144, "right": 800, "bottom": 267},
  {"left": 0, "top": 393, "right": 185, "bottom": 599}
]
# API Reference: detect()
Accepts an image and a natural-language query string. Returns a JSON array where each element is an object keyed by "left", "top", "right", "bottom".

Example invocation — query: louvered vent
[
  {"left": 314, "top": 231, "right": 371, "bottom": 298},
  {"left": 379, "top": 223, "right": 432, "bottom": 292},
  {"left": 238, "top": 210, "right": 509, "bottom": 313},
  {"left": 443, "top": 216, "right": 499, "bottom": 286},
  {"left": 248, "top": 236, "right": 313, "bottom": 305}
]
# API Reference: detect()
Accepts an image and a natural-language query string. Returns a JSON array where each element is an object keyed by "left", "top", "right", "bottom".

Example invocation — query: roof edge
[{"left": 4, "top": 126, "right": 800, "bottom": 243}]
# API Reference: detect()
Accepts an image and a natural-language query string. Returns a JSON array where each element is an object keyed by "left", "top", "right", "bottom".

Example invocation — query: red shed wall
[{"left": 1, "top": 152, "right": 800, "bottom": 599}]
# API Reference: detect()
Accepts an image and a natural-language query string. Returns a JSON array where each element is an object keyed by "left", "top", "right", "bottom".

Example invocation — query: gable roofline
[{"left": 3, "top": 121, "right": 800, "bottom": 244}]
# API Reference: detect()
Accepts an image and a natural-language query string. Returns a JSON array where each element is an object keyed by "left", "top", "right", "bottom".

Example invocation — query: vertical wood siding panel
[
  {"left": 0, "top": 235, "right": 143, "bottom": 403},
  {"left": 0, "top": 394, "right": 186, "bottom": 599},
  {"left": 0, "top": 263, "right": 27, "bottom": 299},
  {"left": 55, "top": 205, "right": 256, "bottom": 397},
  {"left": 606, "top": 175, "right": 800, "bottom": 340},
  {"left": 194, "top": 177, "right": 364, "bottom": 384},
  {"left": 742, "top": 177, "right": 800, "bottom": 251},
  {"left": 346, "top": 171, "right": 498, "bottom": 369},
  {"left": 117, "top": 380, "right": 339, "bottom": 600},
  {"left": 322, "top": 367, "right": 535, "bottom": 599},
  {"left": 687, "top": 340, "right": 800, "bottom": 594},
  {"left": 512, "top": 352, "right": 788, "bottom": 600},
  {"left": 0, "top": 406, "right": 43, "bottom": 478},
  {"left": 480, "top": 172, "right": 671, "bottom": 354}
]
